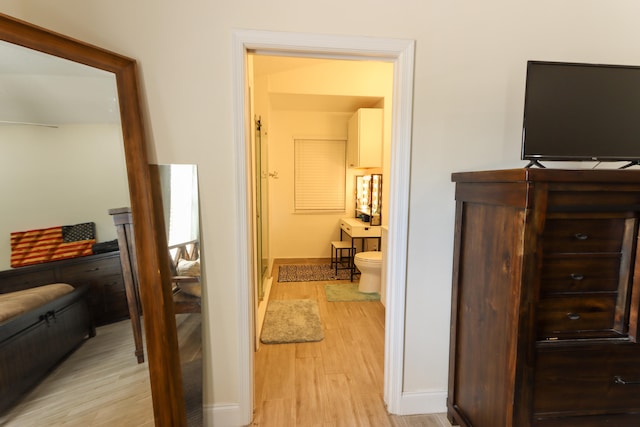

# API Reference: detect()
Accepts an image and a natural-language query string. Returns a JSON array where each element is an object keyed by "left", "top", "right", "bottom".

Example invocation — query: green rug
[
  {"left": 324, "top": 283, "right": 380, "bottom": 302},
  {"left": 260, "top": 299, "right": 324, "bottom": 344}
]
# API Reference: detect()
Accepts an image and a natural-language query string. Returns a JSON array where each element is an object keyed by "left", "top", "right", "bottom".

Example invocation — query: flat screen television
[{"left": 521, "top": 60, "right": 640, "bottom": 167}]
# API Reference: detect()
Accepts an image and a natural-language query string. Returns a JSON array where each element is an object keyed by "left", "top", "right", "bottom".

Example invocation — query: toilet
[{"left": 354, "top": 251, "right": 383, "bottom": 293}]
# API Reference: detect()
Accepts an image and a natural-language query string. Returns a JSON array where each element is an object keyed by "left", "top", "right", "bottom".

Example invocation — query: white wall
[
  {"left": 5, "top": 1, "right": 640, "bottom": 424},
  {"left": 0, "top": 124, "right": 129, "bottom": 270},
  {"left": 268, "top": 110, "right": 352, "bottom": 258}
]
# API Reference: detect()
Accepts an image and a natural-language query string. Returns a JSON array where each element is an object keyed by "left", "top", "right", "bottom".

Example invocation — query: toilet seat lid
[{"left": 355, "top": 251, "right": 382, "bottom": 262}]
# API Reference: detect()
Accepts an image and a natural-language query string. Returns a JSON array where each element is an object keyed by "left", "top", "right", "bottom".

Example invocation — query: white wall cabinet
[{"left": 347, "top": 108, "right": 383, "bottom": 168}]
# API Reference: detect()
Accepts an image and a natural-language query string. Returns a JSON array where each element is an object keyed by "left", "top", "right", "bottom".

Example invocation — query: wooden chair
[{"left": 168, "top": 240, "right": 201, "bottom": 314}]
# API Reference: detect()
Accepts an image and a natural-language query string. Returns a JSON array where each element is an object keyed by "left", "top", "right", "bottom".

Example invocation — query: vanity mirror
[{"left": 0, "top": 13, "right": 186, "bottom": 425}]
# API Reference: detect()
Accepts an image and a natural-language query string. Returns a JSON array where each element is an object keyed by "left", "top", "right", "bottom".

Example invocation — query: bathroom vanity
[
  {"left": 339, "top": 217, "right": 381, "bottom": 251},
  {"left": 337, "top": 217, "right": 383, "bottom": 291}
]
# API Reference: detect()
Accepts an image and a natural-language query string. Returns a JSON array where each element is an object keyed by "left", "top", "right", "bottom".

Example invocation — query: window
[
  {"left": 166, "top": 164, "right": 199, "bottom": 246},
  {"left": 294, "top": 139, "right": 346, "bottom": 211}
]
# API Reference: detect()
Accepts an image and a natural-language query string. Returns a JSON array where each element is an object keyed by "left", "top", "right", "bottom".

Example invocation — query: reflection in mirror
[
  {"left": 0, "top": 33, "right": 165, "bottom": 425},
  {"left": 152, "top": 164, "right": 202, "bottom": 426},
  {"left": 0, "top": 39, "right": 129, "bottom": 268},
  {"left": 0, "top": 13, "right": 187, "bottom": 424}
]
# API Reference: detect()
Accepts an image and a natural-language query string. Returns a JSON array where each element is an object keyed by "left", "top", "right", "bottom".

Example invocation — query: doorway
[
  {"left": 232, "top": 29, "right": 415, "bottom": 425},
  {"left": 250, "top": 54, "right": 392, "bottom": 348}
]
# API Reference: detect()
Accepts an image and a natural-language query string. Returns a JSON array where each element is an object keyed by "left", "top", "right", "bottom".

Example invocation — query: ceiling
[
  {"left": 268, "top": 92, "right": 382, "bottom": 112},
  {"left": 0, "top": 40, "right": 120, "bottom": 127},
  {"left": 0, "top": 48, "right": 384, "bottom": 128},
  {"left": 252, "top": 54, "right": 384, "bottom": 113}
]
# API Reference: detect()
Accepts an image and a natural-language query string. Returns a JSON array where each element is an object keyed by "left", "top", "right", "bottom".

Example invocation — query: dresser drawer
[
  {"left": 540, "top": 255, "right": 621, "bottom": 294},
  {"left": 537, "top": 295, "right": 618, "bottom": 339},
  {"left": 0, "top": 269, "right": 56, "bottom": 293},
  {"left": 542, "top": 218, "right": 626, "bottom": 253},
  {"left": 57, "top": 253, "right": 127, "bottom": 325},
  {"left": 340, "top": 218, "right": 381, "bottom": 238},
  {"left": 534, "top": 413, "right": 640, "bottom": 427},
  {"left": 534, "top": 344, "right": 640, "bottom": 416},
  {"left": 547, "top": 190, "right": 640, "bottom": 211},
  {"left": 59, "top": 256, "right": 121, "bottom": 283}
]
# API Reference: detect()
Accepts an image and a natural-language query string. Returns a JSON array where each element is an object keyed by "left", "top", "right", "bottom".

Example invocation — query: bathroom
[{"left": 249, "top": 54, "right": 394, "bottom": 333}]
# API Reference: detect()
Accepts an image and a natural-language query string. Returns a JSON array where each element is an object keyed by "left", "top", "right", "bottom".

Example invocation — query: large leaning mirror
[{"left": 0, "top": 13, "right": 186, "bottom": 425}]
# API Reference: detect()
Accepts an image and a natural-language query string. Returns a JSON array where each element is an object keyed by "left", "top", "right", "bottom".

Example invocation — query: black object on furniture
[
  {"left": 448, "top": 168, "right": 640, "bottom": 427},
  {"left": 521, "top": 61, "right": 640, "bottom": 166}
]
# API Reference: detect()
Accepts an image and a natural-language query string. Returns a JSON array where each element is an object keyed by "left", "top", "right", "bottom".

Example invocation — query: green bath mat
[
  {"left": 260, "top": 299, "right": 324, "bottom": 344},
  {"left": 324, "top": 283, "right": 380, "bottom": 302}
]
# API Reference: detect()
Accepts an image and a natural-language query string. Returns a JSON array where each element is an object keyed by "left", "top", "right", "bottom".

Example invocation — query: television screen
[{"left": 521, "top": 60, "right": 640, "bottom": 163}]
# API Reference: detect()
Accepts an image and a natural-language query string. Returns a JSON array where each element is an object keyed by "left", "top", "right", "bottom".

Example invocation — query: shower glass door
[{"left": 255, "top": 117, "right": 269, "bottom": 301}]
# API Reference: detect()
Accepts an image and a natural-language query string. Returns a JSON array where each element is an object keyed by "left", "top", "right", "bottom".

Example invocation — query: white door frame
[{"left": 232, "top": 29, "right": 415, "bottom": 425}]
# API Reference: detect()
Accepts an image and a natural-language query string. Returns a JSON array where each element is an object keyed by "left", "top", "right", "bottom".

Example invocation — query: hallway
[{"left": 252, "top": 259, "right": 452, "bottom": 427}]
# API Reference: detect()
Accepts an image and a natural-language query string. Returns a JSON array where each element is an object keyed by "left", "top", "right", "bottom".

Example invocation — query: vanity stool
[{"left": 330, "top": 240, "right": 355, "bottom": 280}]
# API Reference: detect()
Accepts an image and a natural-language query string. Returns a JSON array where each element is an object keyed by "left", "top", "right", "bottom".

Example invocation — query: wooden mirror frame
[{"left": 0, "top": 13, "right": 186, "bottom": 425}]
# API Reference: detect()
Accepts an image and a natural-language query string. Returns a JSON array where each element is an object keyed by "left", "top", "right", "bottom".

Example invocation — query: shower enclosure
[{"left": 254, "top": 117, "right": 270, "bottom": 302}]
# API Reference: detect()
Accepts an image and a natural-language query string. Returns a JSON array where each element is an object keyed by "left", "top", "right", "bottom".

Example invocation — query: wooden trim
[{"left": 0, "top": 13, "right": 186, "bottom": 426}]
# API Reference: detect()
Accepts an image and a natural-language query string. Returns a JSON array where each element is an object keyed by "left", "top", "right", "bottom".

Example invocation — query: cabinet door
[
  {"left": 347, "top": 108, "right": 382, "bottom": 168},
  {"left": 347, "top": 112, "right": 358, "bottom": 167}
]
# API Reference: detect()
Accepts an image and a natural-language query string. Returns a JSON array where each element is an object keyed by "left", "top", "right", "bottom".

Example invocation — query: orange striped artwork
[{"left": 10, "top": 225, "right": 95, "bottom": 268}]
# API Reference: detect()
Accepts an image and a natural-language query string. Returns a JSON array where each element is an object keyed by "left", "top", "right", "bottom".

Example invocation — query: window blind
[
  {"left": 168, "top": 164, "right": 199, "bottom": 246},
  {"left": 294, "top": 139, "right": 346, "bottom": 211}
]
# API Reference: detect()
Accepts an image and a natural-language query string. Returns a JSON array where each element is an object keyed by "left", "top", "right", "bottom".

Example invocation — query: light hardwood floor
[
  {"left": 1, "top": 260, "right": 453, "bottom": 427},
  {"left": 0, "top": 313, "right": 201, "bottom": 427},
  {"left": 252, "top": 259, "right": 454, "bottom": 427}
]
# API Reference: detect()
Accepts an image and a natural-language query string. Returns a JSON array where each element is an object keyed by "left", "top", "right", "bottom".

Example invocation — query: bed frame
[{"left": 0, "top": 284, "right": 95, "bottom": 414}]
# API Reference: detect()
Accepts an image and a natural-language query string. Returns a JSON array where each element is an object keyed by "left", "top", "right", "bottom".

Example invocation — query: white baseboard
[
  {"left": 255, "top": 276, "right": 273, "bottom": 350},
  {"left": 203, "top": 390, "right": 448, "bottom": 426},
  {"left": 395, "top": 390, "right": 448, "bottom": 415},
  {"left": 204, "top": 403, "right": 244, "bottom": 426}
]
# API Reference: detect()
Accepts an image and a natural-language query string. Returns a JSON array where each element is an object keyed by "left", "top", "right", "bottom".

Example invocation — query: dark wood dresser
[
  {"left": 448, "top": 169, "right": 640, "bottom": 427},
  {"left": 0, "top": 251, "right": 129, "bottom": 326}
]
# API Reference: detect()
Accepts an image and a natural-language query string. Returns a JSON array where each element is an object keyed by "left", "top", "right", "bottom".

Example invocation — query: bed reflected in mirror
[{"left": 151, "top": 163, "right": 202, "bottom": 426}]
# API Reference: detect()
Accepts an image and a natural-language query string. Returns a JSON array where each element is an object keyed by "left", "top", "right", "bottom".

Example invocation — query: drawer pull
[
  {"left": 614, "top": 376, "right": 640, "bottom": 385},
  {"left": 567, "top": 312, "right": 581, "bottom": 320},
  {"left": 574, "top": 233, "right": 589, "bottom": 240},
  {"left": 569, "top": 273, "right": 584, "bottom": 281}
]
